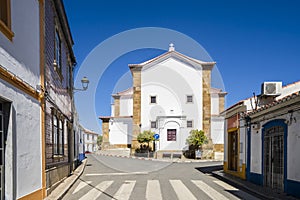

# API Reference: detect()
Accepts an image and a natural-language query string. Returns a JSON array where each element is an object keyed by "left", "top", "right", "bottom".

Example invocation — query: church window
[
  {"left": 150, "top": 96, "right": 157, "bottom": 104},
  {"left": 151, "top": 121, "right": 157, "bottom": 128},
  {"left": 186, "top": 95, "right": 193, "bottom": 103},
  {"left": 187, "top": 120, "right": 193, "bottom": 128}
]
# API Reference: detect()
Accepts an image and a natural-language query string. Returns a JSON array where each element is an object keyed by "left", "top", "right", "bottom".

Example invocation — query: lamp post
[{"left": 74, "top": 76, "right": 90, "bottom": 91}]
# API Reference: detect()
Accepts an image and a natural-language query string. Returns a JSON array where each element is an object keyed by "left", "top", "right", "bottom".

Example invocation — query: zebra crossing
[{"left": 68, "top": 178, "right": 243, "bottom": 200}]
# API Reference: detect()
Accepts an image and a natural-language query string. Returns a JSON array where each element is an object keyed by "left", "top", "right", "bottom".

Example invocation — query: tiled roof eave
[{"left": 247, "top": 91, "right": 300, "bottom": 117}]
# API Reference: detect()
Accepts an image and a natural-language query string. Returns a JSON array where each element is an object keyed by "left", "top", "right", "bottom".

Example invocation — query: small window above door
[
  {"left": 150, "top": 95, "right": 157, "bottom": 104},
  {"left": 186, "top": 95, "right": 193, "bottom": 103}
]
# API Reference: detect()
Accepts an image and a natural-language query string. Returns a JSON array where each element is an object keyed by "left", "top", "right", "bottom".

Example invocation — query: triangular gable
[{"left": 129, "top": 50, "right": 215, "bottom": 71}]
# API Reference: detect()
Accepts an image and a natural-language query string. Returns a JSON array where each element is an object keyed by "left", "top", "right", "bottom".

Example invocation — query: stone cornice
[{"left": 202, "top": 63, "right": 214, "bottom": 70}]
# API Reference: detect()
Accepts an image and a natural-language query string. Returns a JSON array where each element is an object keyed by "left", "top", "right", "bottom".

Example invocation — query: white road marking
[
  {"left": 214, "top": 180, "right": 239, "bottom": 191},
  {"left": 170, "top": 180, "right": 197, "bottom": 200},
  {"left": 192, "top": 180, "right": 230, "bottom": 200},
  {"left": 112, "top": 180, "right": 136, "bottom": 200},
  {"left": 72, "top": 181, "right": 92, "bottom": 194},
  {"left": 146, "top": 180, "right": 162, "bottom": 200},
  {"left": 79, "top": 181, "right": 113, "bottom": 200},
  {"left": 85, "top": 172, "right": 148, "bottom": 176}
]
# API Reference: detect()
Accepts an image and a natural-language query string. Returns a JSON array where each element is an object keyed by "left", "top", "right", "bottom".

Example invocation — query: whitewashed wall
[
  {"left": 239, "top": 121, "right": 247, "bottom": 165},
  {"left": 84, "top": 133, "right": 98, "bottom": 152},
  {"left": 211, "top": 116, "right": 224, "bottom": 144},
  {"left": 109, "top": 118, "right": 132, "bottom": 145},
  {"left": 277, "top": 81, "right": 300, "bottom": 99},
  {"left": 250, "top": 128, "right": 262, "bottom": 174},
  {"left": 141, "top": 57, "right": 203, "bottom": 151},
  {"left": 287, "top": 110, "right": 300, "bottom": 181},
  {"left": 211, "top": 93, "right": 219, "bottom": 115},
  {"left": 0, "top": 0, "right": 40, "bottom": 88},
  {"left": 157, "top": 119, "right": 188, "bottom": 150},
  {"left": 251, "top": 110, "right": 300, "bottom": 181},
  {"left": 0, "top": 81, "right": 41, "bottom": 199},
  {"left": 120, "top": 96, "right": 133, "bottom": 116},
  {"left": 0, "top": 0, "right": 41, "bottom": 199}
]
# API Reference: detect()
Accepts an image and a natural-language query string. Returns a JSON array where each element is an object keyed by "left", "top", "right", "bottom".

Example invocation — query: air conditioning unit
[{"left": 261, "top": 82, "right": 282, "bottom": 96}]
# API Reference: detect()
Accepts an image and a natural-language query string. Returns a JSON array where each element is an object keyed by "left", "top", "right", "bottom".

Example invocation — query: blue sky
[{"left": 63, "top": 0, "right": 300, "bottom": 133}]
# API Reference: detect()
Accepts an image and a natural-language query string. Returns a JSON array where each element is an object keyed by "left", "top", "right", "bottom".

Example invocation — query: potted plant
[
  {"left": 186, "top": 129, "right": 208, "bottom": 159},
  {"left": 137, "top": 130, "right": 154, "bottom": 158}
]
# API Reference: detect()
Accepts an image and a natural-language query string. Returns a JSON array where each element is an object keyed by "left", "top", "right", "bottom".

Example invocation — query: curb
[
  {"left": 96, "top": 152, "right": 222, "bottom": 163},
  {"left": 45, "top": 159, "right": 87, "bottom": 200}
]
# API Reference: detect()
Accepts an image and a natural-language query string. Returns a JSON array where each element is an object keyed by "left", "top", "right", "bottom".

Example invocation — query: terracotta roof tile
[{"left": 247, "top": 91, "right": 300, "bottom": 115}]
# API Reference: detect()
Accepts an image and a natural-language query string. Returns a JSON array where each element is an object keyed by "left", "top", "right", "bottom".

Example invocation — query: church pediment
[{"left": 129, "top": 44, "right": 215, "bottom": 72}]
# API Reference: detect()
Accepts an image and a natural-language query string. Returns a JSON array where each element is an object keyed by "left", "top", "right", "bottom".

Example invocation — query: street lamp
[{"left": 74, "top": 76, "right": 90, "bottom": 91}]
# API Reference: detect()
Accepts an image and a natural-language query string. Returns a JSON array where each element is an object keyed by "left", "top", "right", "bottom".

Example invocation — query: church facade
[{"left": 100, "top": 44, "right": 226, "bottom": 158}]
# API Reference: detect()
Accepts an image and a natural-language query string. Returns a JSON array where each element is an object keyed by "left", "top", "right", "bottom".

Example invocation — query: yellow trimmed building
[
  {"left": 0, "top": 0, "right": 77, "bottom": 199},
  {"left": 223, "top": 80, "right": 300, "bottom": 185}
]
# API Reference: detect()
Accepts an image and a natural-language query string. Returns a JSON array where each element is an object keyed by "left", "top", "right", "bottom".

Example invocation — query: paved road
[{"left": 63, "top": 154, "right": 261, "bottom": 200}]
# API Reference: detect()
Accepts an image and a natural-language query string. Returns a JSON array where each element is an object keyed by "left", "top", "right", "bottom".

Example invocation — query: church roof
[
  {"left": 112, "top": 87, "right": 133, "bottom": 97},
  {"left": 128, "top": 44, "right": 216, "bottom": 69}
]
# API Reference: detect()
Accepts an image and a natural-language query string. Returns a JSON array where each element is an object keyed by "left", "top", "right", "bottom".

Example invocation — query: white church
[{"left": 100, "top": 44, "right": 226, "bottom": 157}]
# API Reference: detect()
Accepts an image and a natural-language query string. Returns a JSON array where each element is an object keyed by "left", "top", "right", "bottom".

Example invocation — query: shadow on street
[{"left": 195, "top": 165, "right": 223, "bottom": 174}]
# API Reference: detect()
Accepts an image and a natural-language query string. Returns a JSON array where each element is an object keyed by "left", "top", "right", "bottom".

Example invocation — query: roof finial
[{"left": 169, "top": 43, "right": 175, "bottom": 51}]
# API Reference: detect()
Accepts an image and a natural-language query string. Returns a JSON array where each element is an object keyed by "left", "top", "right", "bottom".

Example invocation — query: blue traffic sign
[{"left": 153, "top": 133, "right": 160, "bottom": 140}]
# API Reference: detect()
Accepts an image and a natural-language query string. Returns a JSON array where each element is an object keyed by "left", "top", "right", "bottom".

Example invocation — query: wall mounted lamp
[{"left": 74, "top": 76, "right": 90, "bottom": 92}]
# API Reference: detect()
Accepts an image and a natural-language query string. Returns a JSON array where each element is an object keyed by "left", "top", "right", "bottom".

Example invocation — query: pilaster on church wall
[
  {"left": 130, "top": 66, "right": 142, "bottom": 151},
  {"left": 202, "top": 66, "right": 213, "bottom": 139},
  {"left": 219, "top": 94, "right": 226, "bottom": 113},
  {"left": 113, "top": 95, "right": 120, "bottom": 117},
  {"left": 101, "top": 119, "right": 110, "bottom": 149}
]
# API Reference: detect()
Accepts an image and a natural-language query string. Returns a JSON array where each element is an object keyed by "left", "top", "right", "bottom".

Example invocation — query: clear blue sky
[{"left": 63, "top": 0, "right": 300, "bottom": 133}]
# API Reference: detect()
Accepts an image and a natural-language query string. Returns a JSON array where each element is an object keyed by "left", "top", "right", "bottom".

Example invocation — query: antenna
[{"left": 250, "top": 92, "right": 259, "bottom": 111}]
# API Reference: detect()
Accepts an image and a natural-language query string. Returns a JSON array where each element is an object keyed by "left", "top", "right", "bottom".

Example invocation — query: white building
[
  {"left": 83, "top": 128, "right": 99, "bottom": 152},
  {"left": 74, "top": 112, "right": 85, "bottom": 162},
  {"left": 100, "top": 44, "right": 226, "bottom": 158},
  {"left": 0, "top": 0, "right": 43, "bottom": 199},
  {"left": 223, "top": 81, "right": 300, "bottom": 198}
]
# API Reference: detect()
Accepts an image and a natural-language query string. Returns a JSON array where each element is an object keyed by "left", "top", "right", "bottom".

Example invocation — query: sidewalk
[
  {"left": 212, "top": 170, "right": 299, "bottom": 200},
  {"left": 96, "top": 150, "right": 223, "bottom": 163},
  {"left": 45, "top": 159, "right": 87, "bottom": 200}
]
